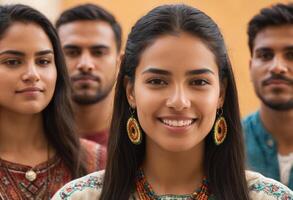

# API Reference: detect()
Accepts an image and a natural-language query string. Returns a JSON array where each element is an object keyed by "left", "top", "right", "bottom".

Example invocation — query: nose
[
  {"left": 76, "top": 52, "right": 95, "bottom": 73},
  {"left": 22, "top": 64, "right": 40, "bottom": 83},
  {"left": 269, "top": 57, "right": 288, "bottom": 75},
  {"left": 166, "top": 85, "right": 191, "bottom": 111}
]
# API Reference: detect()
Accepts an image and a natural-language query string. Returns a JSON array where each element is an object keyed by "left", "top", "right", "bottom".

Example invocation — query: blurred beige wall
[{"left": 58, "top": 0, "right": 288, "bottom": 116}]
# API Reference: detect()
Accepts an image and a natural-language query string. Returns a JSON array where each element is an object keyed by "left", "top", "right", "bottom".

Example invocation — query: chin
[
  {"left": 19, "top": 108, "right": 44, "bottom": 115},
  {"left": 161, "top": 142, "right": 200, "bottom": 153},
  {"left": 16, "top": 103, "right": 48, "bottom": 115}
]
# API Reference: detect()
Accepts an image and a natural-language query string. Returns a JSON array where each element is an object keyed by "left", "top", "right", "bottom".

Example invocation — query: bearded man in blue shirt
[{"left": 243, "top": 3, "right": 293, "bottom": 189}]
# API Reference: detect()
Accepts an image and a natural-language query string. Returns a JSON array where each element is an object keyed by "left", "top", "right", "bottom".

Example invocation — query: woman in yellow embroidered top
[
  {"left": 0, "top": 4, "right": 105, "bottom": 199},
  {"left": 53, "top": 4, "right": 293, "bottom": 200}
]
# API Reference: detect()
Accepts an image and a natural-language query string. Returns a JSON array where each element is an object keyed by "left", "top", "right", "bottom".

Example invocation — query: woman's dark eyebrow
[
  {"left": 142, "top": 67, "right": 171, "bottom": 75},
  {"left": 142, "top": 67, "right": 215, "bottom": 76},
  {"left": 185, "top": 68, "right": 215, "bottom": 76},
  {"left": 0, "top": 50, "right": 24, "bottom": 56},
  {"left": 0, "top": 49, "right": 53, "bottom": 56},
  {"left": 35, "top": 50, "right": 53, "bottom": 56}
]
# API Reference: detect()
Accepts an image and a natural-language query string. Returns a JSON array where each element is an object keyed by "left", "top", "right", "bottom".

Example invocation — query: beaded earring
[
  {"left": 213, "top": 108, "right": 227, "bottom": 145},
  {"left": 127, "top": 108, "right": 142, "bottom": 145}
]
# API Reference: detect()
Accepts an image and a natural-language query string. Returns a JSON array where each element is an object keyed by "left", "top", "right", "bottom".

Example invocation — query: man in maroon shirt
[{"left": 56, "top": 4, "right": 122, "bottom": 148}]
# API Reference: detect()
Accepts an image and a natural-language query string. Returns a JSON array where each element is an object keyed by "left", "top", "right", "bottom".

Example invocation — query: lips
[
  {"left": 71, "top": 74, "right": 100, "bottom": 82},
  {"left": 15, "top": 87, "right": 44, "bottom": 93},
  {"left": 264, "top": 79, "right": 289, "bottom": 85},
  {"left": 262, "top": 76, "right": 293, "bottom": 86}
]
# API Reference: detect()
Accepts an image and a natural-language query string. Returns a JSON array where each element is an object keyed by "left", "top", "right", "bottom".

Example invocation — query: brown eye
[
  {"left": 147, "top": 78, "right": 167, "bottom": 85},
  {"left": 190, "top": 79, "right": 209, "bottom": 86},
  {"left": 37, "top": 59, "right": 51, "bottom": 66},
  {"left": 91, "top": 50, "right": 104, "bottom": 57},
  {"left": 64, "top": 49, "right": 80, "bottom": 58},
  {"left": 257, "top": 51, "right": 274, "bottom": 61},
  {"left": 3, "top": 59, "right": 21, "bottom": 67},
  {"left": 285, "top": 51, "right": 293, "bottom": 60}
]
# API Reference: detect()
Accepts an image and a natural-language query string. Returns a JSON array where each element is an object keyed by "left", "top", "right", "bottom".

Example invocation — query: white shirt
[{"left": 278, "top": 152, "right": 293, "bottom": 185}]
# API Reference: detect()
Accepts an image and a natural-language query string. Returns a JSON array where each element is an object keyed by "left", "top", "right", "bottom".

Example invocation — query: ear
[
  {"left": 218, "top": 78, "right": 227, "bottom": 108},
  {"left": 114, "top": 53, "right": 123, "bottom": 76},
  {"left": 124, "top": 76, "right": 136, "bottom": 108},
  {"left": 116, "top": 52, "right": 123, "bottom": 67},
  {"left": 249, "top": 59, "right": 253, "bottom": 82}
]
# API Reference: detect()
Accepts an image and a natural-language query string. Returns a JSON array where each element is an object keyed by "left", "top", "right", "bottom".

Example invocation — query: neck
[
  {"left": 260, "top": 104, "right": 293, "bottom": 155},
  {"left": 143, "top": 140, "right": 204, "bottom": 195},
  {"left": 73, "top": 91, "right": 113, "bottom": 136},
  {"left": 0, "top": 109, "right": 50, "bottom": 166}
]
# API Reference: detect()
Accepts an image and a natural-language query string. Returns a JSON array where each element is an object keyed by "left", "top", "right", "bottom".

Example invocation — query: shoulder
[
  {"left": 80, "top": 138, "right": 104, "bottom": 153},
  {"left": 242, "top": 111, "right": 259, "bottom": 127},
  {"left": 242, "top": 111, "right": 262, "bottom": 138},
  {"left": 51, "top": 170, "right": 105, "bottom": 200},
  {"left": 80, "top": 139, "right": 107, "bottom": 172},
  {"left": 246, "top": 170, "right": 293, "bottom": 199}
]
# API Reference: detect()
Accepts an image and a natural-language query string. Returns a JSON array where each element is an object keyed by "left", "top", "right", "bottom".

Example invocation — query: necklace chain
[
  {"left": 136, "top": 168, "right": 210, "bottom": 200},
  {"left": 0, "top": 142, "right": 51, "bottom": 199}
]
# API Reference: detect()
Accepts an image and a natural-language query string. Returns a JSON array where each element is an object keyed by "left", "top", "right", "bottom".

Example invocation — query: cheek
[
  {"left": 0, "top": 78, "right": 17, "bottom": 108},
  {"left": 250, "top": 69, "right": 262, "bottom": 88},
  {"left": 0, "top": 78, "right": 13, "bottom": 95},
  {"left": 193, "top": 90, "right": 220, "bottom": 123},
  {"left": 65, "top": 59, "right": 76, "bottom": 74},
  {"left": 196, "top": 88, "right": 220, "bottom": 106},
  {"left": 104, "top": 58, "right": 118, "bottom": 74},
  {"left": 42, "top": 67, "right": 57, "bottom": 90},
  {"left": 133, "top": 85, "right": 161, "bottom": 125}
]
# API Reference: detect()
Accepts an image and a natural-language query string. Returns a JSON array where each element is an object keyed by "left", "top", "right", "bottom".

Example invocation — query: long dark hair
[
  {"left": 101, "top": 4, "right": 249, "bottom": 200},
  {"left": 0, "top": 4, "right": 87, "bottom": 178}
]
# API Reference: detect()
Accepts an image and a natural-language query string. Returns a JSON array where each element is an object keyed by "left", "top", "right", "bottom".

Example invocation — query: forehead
[
  {"left": 58, "top": 20, "right": 116, "bottom": 47},
  {"left": 137, "top": 33, "right": 218, "bottom": 74},
  {"left": 253, "top": 25, "right": 293, "bottom": 51},
  {"left": 0, "top": 22, "right": 52, "bottom": 51}
]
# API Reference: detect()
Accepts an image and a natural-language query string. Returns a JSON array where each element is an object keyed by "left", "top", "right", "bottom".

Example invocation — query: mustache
[
  {"left": 71, "top": 73, "right": 100, "bottom": 82},
  {"left": 262, "top": 74, "right": 293, "bottom": 86}
]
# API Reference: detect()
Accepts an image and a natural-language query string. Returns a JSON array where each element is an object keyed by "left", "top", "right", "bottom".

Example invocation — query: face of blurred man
[
  {"left": 250, "top": 25, "right": 293, "bottom": 111},
  {"left": 58, "top": 20, "right": 119, "bottom": 105}
]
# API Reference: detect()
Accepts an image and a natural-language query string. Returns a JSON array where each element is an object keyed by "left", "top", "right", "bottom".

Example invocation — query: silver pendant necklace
[{"left": 25, "top": 169, "right": 37, "bottom": 182}]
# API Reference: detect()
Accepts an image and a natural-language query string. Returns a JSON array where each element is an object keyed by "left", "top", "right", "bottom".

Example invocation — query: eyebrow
[
  {"left": 185, "top": 69, "right": 215, "bottom": 76},
  {"left": 142, "top": 68, "right": 171, "bottom": 75},
  {"left": 90, "top": 45, "right": 109, "bottom": 50},
  {"left": 255, "top": 47, "right": 272, "bottom": 53},
  {"left": 255, "top": 45, "right": 293, "bottom": 52},
  {"left": 0, "top": 49, "right": 53, "bottom": 56},
  {"left": 63, "top": 44, "right": 109, "bottom": 50},
  {"left": 0, "top": 50, "right": 24, "bottom": 56},
  {"left": 142, "top": 67, "right": 215, "bottom": 76},
  {"left": 284, "top": 46, "right": 293, "bottom": 51},
  {"left": 63, "top": 45, "right": 80, "bottom": 50},
  {"left": 35, "top": 50, "right": 54, "bottom": 56}
]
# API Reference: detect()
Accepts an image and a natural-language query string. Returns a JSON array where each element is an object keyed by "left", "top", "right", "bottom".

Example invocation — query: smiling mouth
[{"left": 159, "top": 118, "right": 196, "bottom": 127}]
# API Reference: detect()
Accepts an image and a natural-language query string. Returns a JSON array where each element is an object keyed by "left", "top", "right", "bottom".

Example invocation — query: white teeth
[{"left": 162, "top": 119, "right": 193, "bottom": 127}]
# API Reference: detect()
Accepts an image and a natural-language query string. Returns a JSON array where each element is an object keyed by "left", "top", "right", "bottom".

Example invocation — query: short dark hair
[
  {"left": 248, "top": 3, "right": 293, "bottom": 55},
  {"left": 0, "top": 4, "right": 87, "bottom": 177},
  {"left": 56, "top": 3, "right": 122, "bottom": 51},
  {"left": 101, "top": 4, "right": 249, "bottom": 200}
]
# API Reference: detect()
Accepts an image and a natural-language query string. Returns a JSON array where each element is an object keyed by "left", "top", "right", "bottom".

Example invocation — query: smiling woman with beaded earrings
[
  {"left": 0, "top": 4, "right": 106, "bottom": 199},
  {"left": 53, "top": 4, "right": 293, "bottom": 200}
]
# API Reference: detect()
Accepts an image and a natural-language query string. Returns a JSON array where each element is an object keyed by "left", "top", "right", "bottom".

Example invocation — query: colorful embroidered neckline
[{"left": 135, "top": 168, "right": 210, "bottom": 200}]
